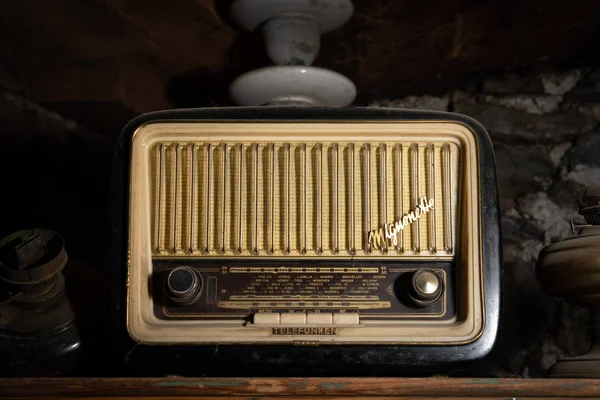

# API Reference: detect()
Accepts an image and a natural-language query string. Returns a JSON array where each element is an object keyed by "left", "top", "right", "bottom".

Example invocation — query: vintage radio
[{"left": 106, "top": 107, "right": 501, "bottom": 375}]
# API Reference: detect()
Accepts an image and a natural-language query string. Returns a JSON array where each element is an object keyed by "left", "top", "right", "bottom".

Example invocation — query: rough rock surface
[{"left": 371, "top": 67, "right": 600, "bottom": 377}]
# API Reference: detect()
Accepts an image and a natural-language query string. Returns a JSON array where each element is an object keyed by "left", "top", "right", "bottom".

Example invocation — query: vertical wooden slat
[
  {"left": 316, "top": 143, "right": 323, "bottom": 254},
  {"left": 237, "top": 143, "right": 244, "bottom": 254},
  {"left": 285, "top": 143, "right": 291, "bottom": 254},
  {"left": 301, "top": 144, "right": 307, "bottom": 254},
  {"left": 204, "top": 143, "right": 212, "bottom": 254},
  {"left": 410, "top": 143, "right": 420, "bottom": 253},
  {"left": 172, "top": 144, "right": 180, "bottom": 252},
  {"left": 365, "top": 143, "right": 372, "bottom": 253},
  {"left": 252, "top": 143, "right": 259, "bottom": 255},
  {"left": 395, "top": 144, "right": 404, "bottom": 254},
  {"left": 221, "top": 143, "right": 228, "bottom": 253},
  {"left": 442, "top": 144, "right": 453, "bottom": 254},
  {"left": 349, "top": 143, "right": 355, "bottom": 255},
  {"left": 332, "top": 143, "right": 339, "bottom": 254},
  {"left": 156, "top": 144, "right": 165, "bottom": 253},
  {"left": 269, "top": 143, "right": 275, "bottom": 254},
  {"left": 188, "top": 144, "right": 196, "bottom": 253},
  {"left": 426, "top": 144, "right": 436, "bottom": 253},
  {"left": 380, "top": 143, "right": 387, "bottom": 253}
]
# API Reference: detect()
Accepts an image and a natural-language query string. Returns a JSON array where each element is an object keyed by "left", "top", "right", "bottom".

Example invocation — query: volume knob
[
  {"left": 167, "top": 266, "right": 203, "bottom": 305},
  {"left": 409, "top": 269, "right": 443, "bottom": 306}
]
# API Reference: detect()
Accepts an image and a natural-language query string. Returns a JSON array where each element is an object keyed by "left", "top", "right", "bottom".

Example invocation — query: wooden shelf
[{"left": 0, "top": 377, "right": 598, "bottom": 399}]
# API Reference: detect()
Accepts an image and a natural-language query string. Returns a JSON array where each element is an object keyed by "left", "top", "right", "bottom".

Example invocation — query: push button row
[{"left": 253, "top": 312, "right": 359, "bottom": 325}]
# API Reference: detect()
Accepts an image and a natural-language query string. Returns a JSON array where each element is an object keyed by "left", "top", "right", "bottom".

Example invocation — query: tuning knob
[
  {"left": 409, "top": 269, "right": 443, "bottom": 306},
  {"left": 166, "top": 266, "right": 203, "bottom": 305}
]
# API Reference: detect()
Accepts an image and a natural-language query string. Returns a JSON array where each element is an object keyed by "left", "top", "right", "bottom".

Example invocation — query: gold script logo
[{"left": 368, "top": 196, "right": 434, "bottom": 249}]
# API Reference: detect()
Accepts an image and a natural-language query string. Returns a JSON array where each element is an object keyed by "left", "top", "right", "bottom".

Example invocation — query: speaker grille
[{"left": 148, "top": 141, "right": 460, "bottom": 257}]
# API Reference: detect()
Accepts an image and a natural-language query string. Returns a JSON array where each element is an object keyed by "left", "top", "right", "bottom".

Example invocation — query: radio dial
[
  {"left": 167, "top": 266, "right": 203, "bottom": 305},
  {"left": 409, "top": 269, "right": 443, "bottom": 306}
]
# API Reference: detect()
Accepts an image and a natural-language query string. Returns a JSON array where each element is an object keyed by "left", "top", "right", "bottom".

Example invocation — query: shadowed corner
[{"left": 165, "top": 17, "right": 270, "bottom": 109}]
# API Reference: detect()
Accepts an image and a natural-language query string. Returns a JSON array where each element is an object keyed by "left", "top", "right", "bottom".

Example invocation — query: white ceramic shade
[{"left": 229, "top": 66, "right": 357, "bottom": 106}]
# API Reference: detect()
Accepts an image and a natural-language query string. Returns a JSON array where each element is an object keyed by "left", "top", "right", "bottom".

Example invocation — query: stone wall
[{"left": 372, "top": 68, "right": 600, "bottom": 377}]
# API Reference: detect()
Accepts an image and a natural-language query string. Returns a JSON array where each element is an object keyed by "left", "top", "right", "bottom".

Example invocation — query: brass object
[
  {"left": 0, "top": 229, "right": 81, "bottom": 376},
  {"left": 537, "top": 184, "right": 600, "bottom": 377},
  {"left": 415, "top": 271, "right": 440, "bottom": 295},
  {"left": 409, "top": 269, "right": 444, "bottom": 306},
  {"left": 580, "top": 184, "right": 600, "bottom": 224}
]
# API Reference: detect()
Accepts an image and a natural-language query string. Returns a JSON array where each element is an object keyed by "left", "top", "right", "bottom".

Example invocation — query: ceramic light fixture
[{"left": 229, "top": 0, "right": 356, "bottom": 106}]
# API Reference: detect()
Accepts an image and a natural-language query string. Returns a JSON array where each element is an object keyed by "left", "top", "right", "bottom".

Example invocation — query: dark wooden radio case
[{"left": 106, "top": 106, "right": 501, "bottom": 376}]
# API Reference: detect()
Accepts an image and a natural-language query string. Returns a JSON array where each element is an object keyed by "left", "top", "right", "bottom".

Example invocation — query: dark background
[{"left": 0, "top": 0, "right": 599, "bottom": 377}]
